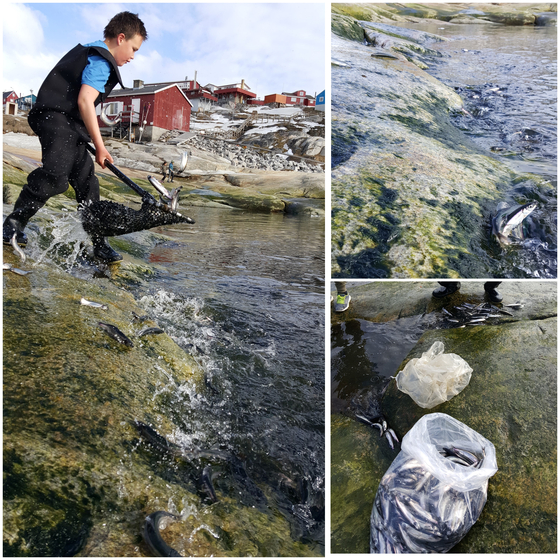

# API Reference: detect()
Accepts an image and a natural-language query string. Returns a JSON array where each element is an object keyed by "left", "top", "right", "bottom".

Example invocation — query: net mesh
[{"left": 80, "top": 199, "right": 194, "bottom": 237}]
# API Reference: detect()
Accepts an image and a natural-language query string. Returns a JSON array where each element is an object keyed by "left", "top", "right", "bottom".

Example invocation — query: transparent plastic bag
[
  {"left": 395, "top": 341, "right": 473, "bottom": 408},
  {"left": 370, "top": 413, "right": 498, "bottom": 554}
]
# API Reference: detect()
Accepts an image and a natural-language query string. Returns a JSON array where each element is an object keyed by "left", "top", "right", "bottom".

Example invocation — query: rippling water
[
  {"left": 132, "top": 208, "right": 326, "bottom": 549},
  {"left": 401, "top": 21, "right": 557, "bottom": 179},
  {"left": 331, "top": 314, "right": 429, "bottom": 417},
  {"left": 16, "top": 204, "right": 326, "bottom": 553}
]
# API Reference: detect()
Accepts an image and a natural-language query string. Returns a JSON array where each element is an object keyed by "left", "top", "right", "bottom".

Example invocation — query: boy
[{"left": 3, "top": 11, "right": 147, "bottom": 263}]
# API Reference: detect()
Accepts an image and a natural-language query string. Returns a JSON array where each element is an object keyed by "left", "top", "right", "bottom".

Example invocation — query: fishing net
[
  {"left": 370, "top": 413, "right": 498, "bottom": 554},
  {"left": 80, "top": 198, "right": 194, "bottom": 238},
  {"left": 395, "top": 341, "right": 473, "bottom": 409}
]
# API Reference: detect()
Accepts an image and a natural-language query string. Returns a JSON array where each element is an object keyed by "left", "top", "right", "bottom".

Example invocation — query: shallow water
[
  {"left": 398, "top": 21, "right": 557, "bottom": 179},
  {"left": 331, "top": 19, "right": 557, "bottom": 279},
  {"left": 6, "top": 204, "right": 326, "bottom": 553},
  {"left": 403, "top": 22, "right": 558, "bottom": 278},
  {"left": 331, "top": 315, "right": 429, "bottom": 417},
  {"left": 134, "top": 208, "right": 326, "bottom": 549}
]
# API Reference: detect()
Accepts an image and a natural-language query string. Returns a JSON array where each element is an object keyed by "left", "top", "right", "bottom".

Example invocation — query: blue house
[
  {"left": 17, "top": 94, "right": 37, "bottom": 111},
  {"left": 315, "top": 89, "right": 325, "bottom": 112}
]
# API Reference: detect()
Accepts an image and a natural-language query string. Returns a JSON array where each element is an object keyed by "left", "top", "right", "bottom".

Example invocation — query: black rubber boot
[
  {"left": 91, "top": 236, "right": 123, "bottom": 263},
  {"left": 485, "top": 287, "right": 503, "bottom": 303},
  {"left": 3, "top": 217, "right": 28, "bottom": 246},
  {"left": 3, "top": 192, "right": 46, "bottom": 246},
  {"left": 432, "top": 282, "right": 461, "bottom": 298}
]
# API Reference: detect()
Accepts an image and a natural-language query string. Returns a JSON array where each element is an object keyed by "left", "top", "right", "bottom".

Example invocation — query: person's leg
[
  {"left": 484, "top": 281, "right": 503, "bottom": 303},
  {"left": 432, "top": 282, "right": 461, "bottom": 298},
  {"left": 334, "top": 281, "right": 351, "bottom": 312},
  {"left": 68, "top": 141, "right": 122, "bottom": 263},
  {"left": 3, "top": 112, "right": 79, "bottom": 244}
]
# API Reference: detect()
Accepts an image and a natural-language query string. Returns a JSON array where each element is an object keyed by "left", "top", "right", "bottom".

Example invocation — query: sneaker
[
  {"left": 334, "top": 292, "right": 351, "bottom": 312},
  {"left": 3, "top": 220, "right": 27, "bottom": 246},
  {"left": 93, "top": 239, "right": 123, "bottom": 263}
]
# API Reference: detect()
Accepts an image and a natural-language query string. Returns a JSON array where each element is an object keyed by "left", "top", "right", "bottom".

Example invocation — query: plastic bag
[
  {"left": 370, "top": 413, "right": 498, "bottom": 553},
  {"left": 395, "top": 341, "right": 473, "bottom": 408}
]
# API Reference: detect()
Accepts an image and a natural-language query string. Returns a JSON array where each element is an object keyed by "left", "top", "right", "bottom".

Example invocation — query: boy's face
[{"left": 113, "top": 33, "right": 143, "bottom": 67}]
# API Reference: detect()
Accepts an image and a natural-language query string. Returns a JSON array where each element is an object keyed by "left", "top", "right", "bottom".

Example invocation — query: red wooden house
[
  {"left": 281, "top": 90, "right": 316, "bottom": 107},
  {"left": 3, "top": 91, "right": 19, "bottom": 115},
  {"left": 98, "top": 81, "right": 192, "bottom": 142}
]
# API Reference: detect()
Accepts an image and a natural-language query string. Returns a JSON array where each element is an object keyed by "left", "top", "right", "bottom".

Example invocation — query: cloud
[
  {"left": 2, "top": 4, "right": 59, "bottom": 95},
  {"left": 4, "top": 3, "right": 325, "bottom": 102}
]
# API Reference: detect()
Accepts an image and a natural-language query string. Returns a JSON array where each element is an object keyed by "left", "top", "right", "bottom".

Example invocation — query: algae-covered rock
[
  {"left": 331, "top": 9, "right": 554, "bottom": 278},
  {"left": 331, "top": 297, "right": 557, "bottom": 554},
  {"left": 332, "top": 13, "right": 366, "bottom": 41},
  {"left": 3, "top": 246, "right": 320, "bottom": 557}
]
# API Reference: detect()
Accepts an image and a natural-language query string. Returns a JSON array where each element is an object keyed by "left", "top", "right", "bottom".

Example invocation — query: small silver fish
[
  {"left": 492, "top": 201, "right": 537, "bottom": 244},
  {"left": 137, "top": 326, "right": 165, "bottom": 337},
  {"left": 3, "top": 262, "right": 32, "bottom": 275},
  {"left": 169, "top": 187, "right": 183, "bottom": 211},
  {"left": 132, "top": 311, "right": 149, "bottom": 322},
  {"left": 10, "top": 233, "right": 26, "bottom": 263},
  {"left": 81, "top": 297, "right": 108, "bottom": 310},
  {"left": 387, "top": 428, "right": 399, "bottom": 444},
  {"left": 200, "top": 465, "right": 218, "bottom": 503},
  {"left": 385, "top": 431, "right": 395, "bottom": 449},
  {"left": 143, "top": 511, "right": 182, "bottom": 557},
  {"left": 148, "top": 175, "right": 172, "bottom": 200}
]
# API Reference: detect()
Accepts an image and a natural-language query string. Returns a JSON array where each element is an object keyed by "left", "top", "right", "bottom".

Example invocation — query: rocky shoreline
[
  {"left": 331, "top": 4, "right": 556, "bottom": 278},
  {"left": 3, "top": 132, "right": 325, "bottom": 216}
]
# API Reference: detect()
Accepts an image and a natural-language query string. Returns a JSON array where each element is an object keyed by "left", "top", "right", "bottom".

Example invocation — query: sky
[{"left": 3, "top": 2, "right": 326, "bottom": 100}]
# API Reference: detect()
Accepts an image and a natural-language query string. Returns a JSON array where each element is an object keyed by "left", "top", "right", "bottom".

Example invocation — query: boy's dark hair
[{"left": 104, "top": 12, "right": 148, "bottom": 41}]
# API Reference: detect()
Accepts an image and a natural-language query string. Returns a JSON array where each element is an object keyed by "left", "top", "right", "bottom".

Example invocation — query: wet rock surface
[
  {"left": 331, "top": 5, "right": 556, "bottom": 278},
  {"left": 3, "top": 140, "right": 324, "bottom": 216},
  {"left": 330, "top": 281, "right": 557, "bottom": 553},
  {"left": 3, "top": 213, "right": 323, "bottom": 557}
]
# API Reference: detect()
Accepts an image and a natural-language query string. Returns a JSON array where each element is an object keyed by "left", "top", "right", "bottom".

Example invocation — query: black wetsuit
[{"left": 4, "top": 44, "right": 124, "bottom": 237}]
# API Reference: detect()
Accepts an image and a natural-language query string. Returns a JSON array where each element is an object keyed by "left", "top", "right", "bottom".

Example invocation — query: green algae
[
  {"left": 3, "top": 246, "right": 320, "bottom": 556},
  {"left": 330, "top": 281, "right": 557, "bottom": 553}
]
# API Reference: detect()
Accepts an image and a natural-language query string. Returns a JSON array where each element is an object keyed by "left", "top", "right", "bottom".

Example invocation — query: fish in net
[{"left": 80, "top": 198, "right": 194, "bottom": 238}]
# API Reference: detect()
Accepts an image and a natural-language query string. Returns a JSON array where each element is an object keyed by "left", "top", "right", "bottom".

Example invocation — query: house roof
[
  {"left": 106, "top": 84, "right": 193, "bottom": 107},
  {"left": 214, "top": 87, "right": 256, "bottom": 98},
  {"left": 3, "top": 91, "right": 17, "bottom": 102}
]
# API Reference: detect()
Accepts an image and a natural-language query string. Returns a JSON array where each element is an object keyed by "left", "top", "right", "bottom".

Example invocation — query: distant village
[{"left": 3, "top": 74, "right": 325, "bottom": 143}]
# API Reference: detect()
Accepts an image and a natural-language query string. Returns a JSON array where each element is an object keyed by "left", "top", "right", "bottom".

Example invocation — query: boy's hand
[{"left": 95, "top": 144, "right": 113, "bottom": 168}]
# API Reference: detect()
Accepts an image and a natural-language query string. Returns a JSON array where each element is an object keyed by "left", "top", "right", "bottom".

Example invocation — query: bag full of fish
[
  {"left": 395, "top": 341, "right": 473, "bottom": 409},
  {"left": 370, "top": 413, "right": 498, "bottom": 553}
]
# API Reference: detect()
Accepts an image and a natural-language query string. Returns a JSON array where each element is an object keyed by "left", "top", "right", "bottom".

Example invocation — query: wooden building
[{"left": 99, "top": 81, "right": 192, "bottom": 142}]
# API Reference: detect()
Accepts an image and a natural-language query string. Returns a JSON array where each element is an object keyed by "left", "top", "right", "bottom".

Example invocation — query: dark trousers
[{"left": 6, "top": 110, "right": 99, "bottom": 228}]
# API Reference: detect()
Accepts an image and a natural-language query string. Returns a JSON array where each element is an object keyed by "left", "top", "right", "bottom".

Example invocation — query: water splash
[{"left": 31, "top": 211, "right": 90, "bottom": 270}]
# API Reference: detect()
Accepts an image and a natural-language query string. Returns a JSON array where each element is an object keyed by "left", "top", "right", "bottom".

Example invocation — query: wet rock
[
  {"left": 3, "top": 141, "right": 324, "bottom": 216},
  {"left": 382, "top": 319, "right": 557, "bottom": 553},
  {"left": 535, "top": 12, "right": 557, "bottom": 26},
  {"left": 331, "top": 12, "right": 552, "bottom": 278},
  {"left": 330, "top": 281, "right": 557, "bottom": 325},
  {"left": 330, "top": 281, "right": 557, "bottom": 553},
  {"left": 2, "top": 239, "right": 321, "bottom": 557}
]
